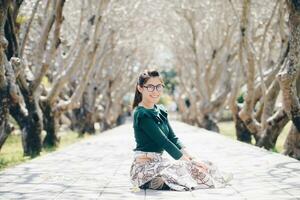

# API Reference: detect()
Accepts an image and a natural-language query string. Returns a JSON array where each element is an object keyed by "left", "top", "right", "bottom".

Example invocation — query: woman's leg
[{"left": 140, "top": 175, "right": 170, "bottom": 190}]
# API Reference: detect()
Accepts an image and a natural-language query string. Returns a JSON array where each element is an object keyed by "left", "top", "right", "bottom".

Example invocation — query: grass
[
  {"left": 0, "top": 131, "right": 90, "bottom": 171},
  {"left": 0, "top": 120, "right": 293, "bottom": 171},
  {"left": 218, "top": 120, "right": 292, "bottom": 153}
]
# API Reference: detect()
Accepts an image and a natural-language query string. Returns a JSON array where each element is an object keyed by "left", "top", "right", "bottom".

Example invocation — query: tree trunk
[
  {"left": 0, "top": 1, "right": 15, "bottom": 150},
  {"left": 197, "top": 114, "right": 220, "bottom": 133},
  {"left": 3, "top": 0, "right": 43, "bottom": 157},
  {"left": 100, "top": 120, "right": 112, "bottom": 132},
  {"left": 72, "top": 86, "right": 97, "bottom": 136},
  {"left": 0, "top": 54, "right": 10, "bottom": 151},
  {"left": 234, "top": 112, "right": 252, "bottom": 143},
  {"left": 9, "top": 94, "right": 43, "bottom": 156},
  {"left": 0, "top": 0, "right": 10, "bottom": 151},
  {"left": 256, "top": 109, "right": 289, "bottom": 149},
  {"left": 71, "top": 107, "right": 96, "bottom": 136},
  {"left": 4, "top": 0, "right": 21, "bottom": 59},
  {"left": 278, "top": 0, "right": 300, "bottom": 131},
  {"left": 8, "top": 58, "right": 43, "bottom": 156},
  {"left": 78, "top": 111, "right": 96, "bottom": 135},
  {"left": 0, "top": 83, "right": 10, "bottom": 151},
  {"left": 277, "top": 0, "right": 300, "bottom": 158},
  {"left": 283, "top": 124, "right": 300, "bottom": 159},
  {"left": 238, "top": 0, "right": 262, "bottom": 138},
  {"left": 40, "top": 101, "right": 60, "bottom": 148}
]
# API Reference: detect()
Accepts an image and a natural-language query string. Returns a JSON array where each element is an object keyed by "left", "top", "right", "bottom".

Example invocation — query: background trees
[{"left": 0, "top": 0, "right": 299, "bottom": 160}]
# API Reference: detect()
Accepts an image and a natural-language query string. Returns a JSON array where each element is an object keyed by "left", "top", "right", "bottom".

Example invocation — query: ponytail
[{"left": 132, "top": 85, "right": 142, "bottom": 109}]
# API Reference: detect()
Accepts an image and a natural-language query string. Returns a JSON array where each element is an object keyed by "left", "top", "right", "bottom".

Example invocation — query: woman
[{"left": 130, "top": 69, "right": 232, "bottom": 191}]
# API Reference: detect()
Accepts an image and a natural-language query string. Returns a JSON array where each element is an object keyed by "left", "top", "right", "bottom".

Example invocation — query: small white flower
[{"left": 131, "top": 186, "right": 141, "bottom": 192}]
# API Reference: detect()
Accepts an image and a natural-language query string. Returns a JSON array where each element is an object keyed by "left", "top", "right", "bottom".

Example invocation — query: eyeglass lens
[{"left": 145, "top": 84, "right": 163, "bottom": 92}]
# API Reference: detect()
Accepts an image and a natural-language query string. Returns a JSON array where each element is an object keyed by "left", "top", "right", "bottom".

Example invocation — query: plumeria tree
[{"left": 1, "top": 0, "right": 299, "bottom": 160}]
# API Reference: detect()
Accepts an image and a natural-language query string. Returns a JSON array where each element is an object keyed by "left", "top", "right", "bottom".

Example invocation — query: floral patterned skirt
[{"left": 130, "top": 151, "right": 232, "bottom": 191}]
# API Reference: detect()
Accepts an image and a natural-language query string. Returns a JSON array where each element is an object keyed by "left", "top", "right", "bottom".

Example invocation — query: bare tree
[
  {"left": 0, "top": 0, "right": 13, "bottom": 151},
  {"left": 221, "top": 0, "right": 292, "bottom": 151},
  {"left": 0, "top": 0, "right": 44, "bottom": 157},
  {"left": 277, "top": 0, "right": 300, "bottom": 158},
  {"left": 2, "top": 0, "right": 298, "bottom": 160},
  {"left": 171, "top": 1, "right": 237, "bottom": 132},
  {"left": 38, "top": 0, "right": 113, "bottom": 146}
]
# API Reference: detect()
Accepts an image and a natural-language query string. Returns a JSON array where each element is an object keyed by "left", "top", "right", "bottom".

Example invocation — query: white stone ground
[{"left": 0, "top": 121, "right": 300, "bottom": 200}]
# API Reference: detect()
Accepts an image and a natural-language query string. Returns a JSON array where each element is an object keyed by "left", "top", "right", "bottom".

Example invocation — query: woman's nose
[{"left": 152, "top": 90, "right": 160, "bottom": 95}]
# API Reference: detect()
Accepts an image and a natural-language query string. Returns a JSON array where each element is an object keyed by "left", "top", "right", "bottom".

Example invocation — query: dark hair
[{"left": 132, "top": 69, "right": 163, "bottom": 109}]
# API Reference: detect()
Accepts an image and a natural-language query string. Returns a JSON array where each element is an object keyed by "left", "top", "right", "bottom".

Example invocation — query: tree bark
[
  {"left": 278, "top": 0, "right": 300, "bottom": 131},
  {"left": 9, "top": 95, "right": 43, "bottom": 156},
  {"left": 234, "top": 108, "right": 252, "bottom": 143},
  {"left": 283, "top": 124, "right": 300, "bottom": 159},
  {"left": 4, "top": 0, "right": 21, "bottom": 59},
  {"left": 40, "top": 100, "right": 60, "bottom": 148},
  {"left": 0, "top": 0, "right": 11, "bottom": 151},
  {"left": 1, "top": 0, "right": 43, "bottom": 157},
  {"left": 198, "top": 114, "right": 220, "bottom": 133},
  {"left": 277, "top": 0, "right": 300, "bottom": 158},
  {"left": 71, "top": 86, "right": 97, "bottom": 135},
  {"left": 238, "top": 0, "right": 262, "bottom": 137},
  {"left": 9, "top": 58, "right": 43, "bottom": 156},
  {"left": 257, "top": 109, "right": 289, "bottom": 149},
  {"left": 42, "top": 0, "right": 111, "bottom": 143}
]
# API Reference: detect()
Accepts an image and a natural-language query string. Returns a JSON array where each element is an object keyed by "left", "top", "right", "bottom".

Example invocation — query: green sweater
[{"left": 133, "top": 104, "right": 184, "bottom": 160}]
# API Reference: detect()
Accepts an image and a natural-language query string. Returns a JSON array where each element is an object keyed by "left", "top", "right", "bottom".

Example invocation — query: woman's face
[{"left": 138, "top": 77, "right": 163, "bottom": 105}]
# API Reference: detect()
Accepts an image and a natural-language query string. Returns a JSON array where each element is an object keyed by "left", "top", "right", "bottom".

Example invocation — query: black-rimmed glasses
[{"left": 143, "top": 84, "right": 164, "bottom": 92}]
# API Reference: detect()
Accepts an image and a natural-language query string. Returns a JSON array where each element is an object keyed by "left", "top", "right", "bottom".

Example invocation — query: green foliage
[
  {"left": 41, "top": 76, "right": 52, "bottom": 89},
  {"left": 16, "top": 15, "right": 28, "bottom": 24},
  {"left": 161, "top": 69, "right": 178, "bottom": 95},
  {"left": 237, "top": 93, "right": 244, "bottom": 103},
  {"left": 271, "top": 147, "right": 279, "bottom": 153},
  {"left": 158, "top": 94, "right": 172, "bottom": 105}
]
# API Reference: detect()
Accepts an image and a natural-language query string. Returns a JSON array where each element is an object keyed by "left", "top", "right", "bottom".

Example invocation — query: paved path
[{"left": 1, "top": 121, "right": 300, "bottom": 200}]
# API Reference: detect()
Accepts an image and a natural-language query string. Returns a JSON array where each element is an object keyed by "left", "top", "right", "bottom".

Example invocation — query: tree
[
  {"left": 0, "top": 0, "right": 43, "bottom": 157},
  {"left": 277, "top": 0, "right": 300, "bottom": 158},
  {"left": 0, "top": 0, "right": 14, "bottom": 152},
  {"left": 171, "top": 1, "right": 236, "bottom": 132},
  {"left": 224, "top": 0, "right": 291, "bottom": 150}
]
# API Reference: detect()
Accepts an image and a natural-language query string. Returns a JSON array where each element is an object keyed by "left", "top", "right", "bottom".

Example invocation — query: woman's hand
[
  {"left": 192, "top": 160, "right": 209, "bottom": 172},
  {"left": 180, "top": 148, "right": 194, "bottom": 161},
  {"left": 180, "top": 155, "right": 209, "bottom": 172},
  {"left": 179, "top": 154, "right": 192, "bottom": 162}
]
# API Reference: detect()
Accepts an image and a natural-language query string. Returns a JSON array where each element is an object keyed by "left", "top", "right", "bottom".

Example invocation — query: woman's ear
[{"left": 137, "top": 85, "right": 143, "bottom": 93}]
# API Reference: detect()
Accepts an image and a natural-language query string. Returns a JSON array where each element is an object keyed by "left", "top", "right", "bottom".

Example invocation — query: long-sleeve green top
[{"left": 133, "top": 104, "right": 184, "bottom": 160}]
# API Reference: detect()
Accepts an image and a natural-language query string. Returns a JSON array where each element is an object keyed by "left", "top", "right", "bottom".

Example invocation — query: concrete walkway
[{"left": 0, "top": 121, "right": 300, "bottom": 200}]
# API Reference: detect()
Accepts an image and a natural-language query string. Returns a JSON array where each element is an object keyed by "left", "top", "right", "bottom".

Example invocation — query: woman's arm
[
  {"left": 165, "top": 119, "right": 194, "bottom": 161},
  {"left": 166, "top": 120, "right": 185, "bottom": 149},
  {"left": 139, "top": 116, "right": 183, "bottom": 160}
]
